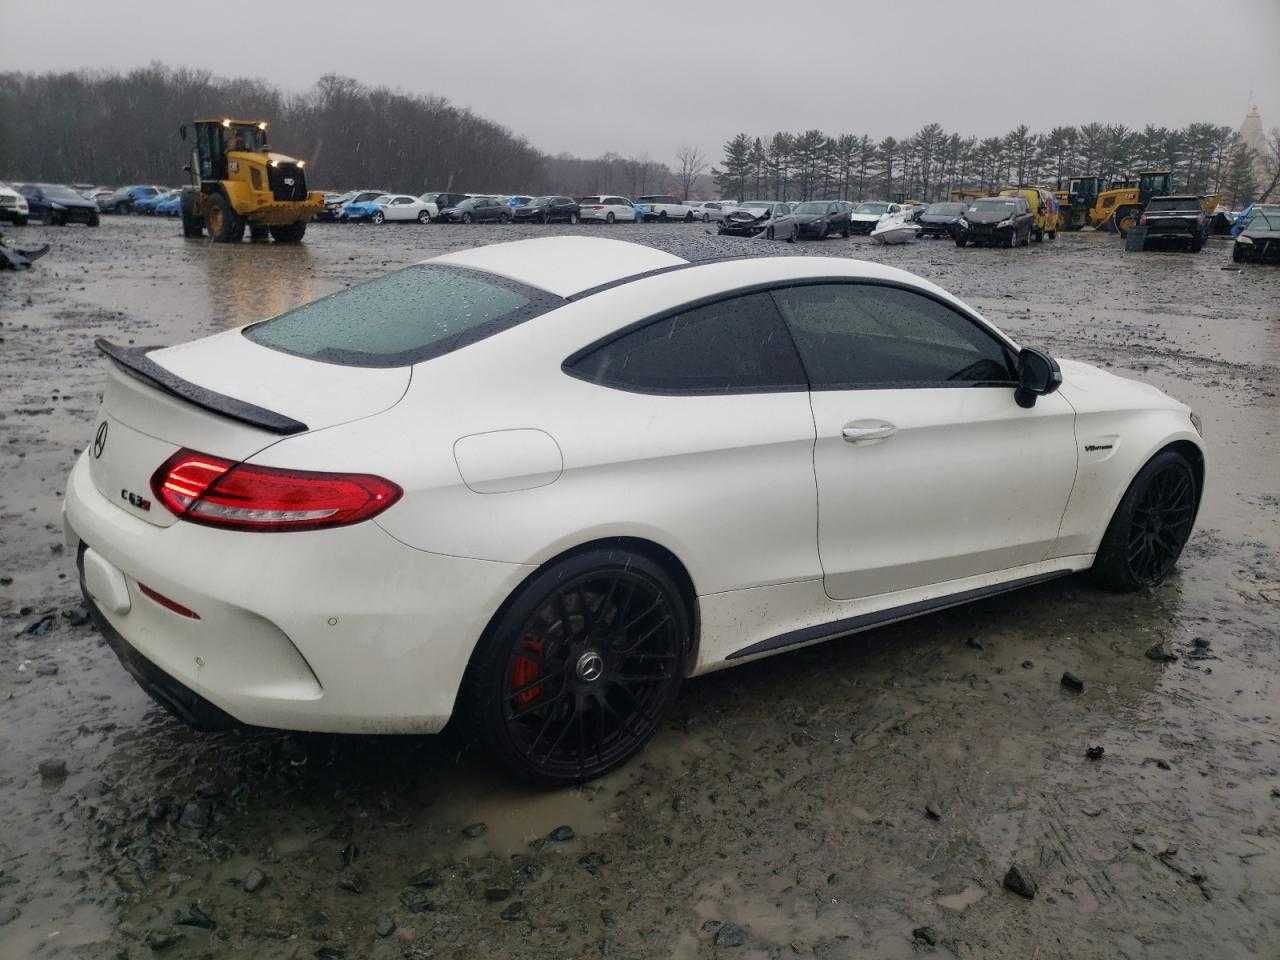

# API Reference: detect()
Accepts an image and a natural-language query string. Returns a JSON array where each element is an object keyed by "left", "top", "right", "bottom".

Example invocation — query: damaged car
[
  {"left": 1231, "top": 204, "right": 1280, "bottom": 263},
  {"left": 918, "top": 201, "right": 967, "bottom": 238},
  {"left": 718, "top": 200, "right": 793, "bottom": 239}
]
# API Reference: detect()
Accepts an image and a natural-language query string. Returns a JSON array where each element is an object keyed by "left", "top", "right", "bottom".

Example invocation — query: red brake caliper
[{"left": 511, "top": 636, "right": 544, "bottom": 707}]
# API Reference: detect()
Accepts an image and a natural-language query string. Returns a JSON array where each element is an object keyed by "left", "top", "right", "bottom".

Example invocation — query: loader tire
[
  {"left": 206, "top": 192, "right": 244, "bottom": 243},
  {"left": 269, "top": 221, "right": 307, "bottom": 243},
  {"left": 180, "top": 189, "right": 204, "bottom": 238}
]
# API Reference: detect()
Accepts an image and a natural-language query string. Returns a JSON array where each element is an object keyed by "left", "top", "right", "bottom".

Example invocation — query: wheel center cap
[{"left": 575, "top": 650, "right": 605, "bottom": 683}]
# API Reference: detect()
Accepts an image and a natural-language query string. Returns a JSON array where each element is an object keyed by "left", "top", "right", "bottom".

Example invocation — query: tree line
[
  {"left": 0, "top": 64, "right": 547, "bottom": 194},
  {"left": 2, "top": 65, "right": 1275, "bottom": 207},
  {"left": 714, "top": 123, "right": 1276, "bottom": 207}
]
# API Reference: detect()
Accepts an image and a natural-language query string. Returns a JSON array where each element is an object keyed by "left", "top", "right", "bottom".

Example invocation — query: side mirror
[
  {"left": 179, "top": 124, "right": 187, "bottom": 141},
  {"left": 1015, "top": 347, "right": 1062, "bottom": 408}
]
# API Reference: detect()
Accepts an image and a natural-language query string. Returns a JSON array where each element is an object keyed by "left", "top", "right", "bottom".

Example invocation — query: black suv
[
  {"left": 512, "top": 196, "right": 580, "bottom": 224},
  {"left": 790, "top": 200, "right": 852, "bottom": 239},
  {"left": 1139, "top": 196, "right": 1208, "bottom": 251},
  {"left": 954, "top": 197, "right": 1032, "bottom": 248}
]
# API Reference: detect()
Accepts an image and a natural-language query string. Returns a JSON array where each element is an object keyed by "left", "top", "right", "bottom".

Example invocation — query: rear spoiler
[{"left": 95, "top": 338, "right": 308, "bottom": 436}]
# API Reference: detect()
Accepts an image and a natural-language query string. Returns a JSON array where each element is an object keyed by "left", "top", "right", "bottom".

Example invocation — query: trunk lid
[{"left": 90, "top": 330, "right": 410, "bottom": 527}]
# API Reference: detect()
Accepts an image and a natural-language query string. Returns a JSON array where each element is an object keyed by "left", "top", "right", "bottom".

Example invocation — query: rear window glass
[{"left": 244, "top": 264, "right": 560, "bottom": 367}]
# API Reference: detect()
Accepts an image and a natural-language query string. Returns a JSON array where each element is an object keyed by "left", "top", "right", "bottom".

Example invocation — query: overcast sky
[{"left": 1, "top": 0, "right": 1275, "bottom": 164}]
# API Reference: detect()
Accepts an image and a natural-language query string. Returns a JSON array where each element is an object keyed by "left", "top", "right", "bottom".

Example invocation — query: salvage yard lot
[{"left": 0, "top": 218, "right": 1277, "bottom": 959}]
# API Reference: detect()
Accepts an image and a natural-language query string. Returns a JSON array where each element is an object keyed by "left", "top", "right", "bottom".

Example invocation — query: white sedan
[
  {"left": 371, "top": 194, "right": 436, "bottom": 224},
  {"left": 66, "top": 236, "right": 1205, "bottom": 785}
]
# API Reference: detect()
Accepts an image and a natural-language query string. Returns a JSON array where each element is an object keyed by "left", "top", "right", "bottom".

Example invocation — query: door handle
[{"left": 841, "top": 420, "right": 897, "bottom": 445}]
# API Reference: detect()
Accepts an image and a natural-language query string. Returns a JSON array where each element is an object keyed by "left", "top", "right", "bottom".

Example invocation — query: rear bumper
[{"left": 63, "top": 452, "right": 532, "bottom": 734}]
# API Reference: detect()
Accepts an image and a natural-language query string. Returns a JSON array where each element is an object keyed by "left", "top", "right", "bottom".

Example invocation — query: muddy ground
[{"left": 0, "top": 218, "right": 1277, "bottom": 960}]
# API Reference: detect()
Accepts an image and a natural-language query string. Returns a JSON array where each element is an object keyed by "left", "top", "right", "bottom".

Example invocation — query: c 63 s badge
[{"left": 121, "top": 489, "right": 151, "bottom": 512}]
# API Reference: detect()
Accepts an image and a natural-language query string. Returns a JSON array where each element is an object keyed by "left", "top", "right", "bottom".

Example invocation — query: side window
[
  {"left": 772, "top": 283, "right": 1016, "bottom": 389},
  {"left": 568, "top": 291, "right": 806, "bottom": 394}
]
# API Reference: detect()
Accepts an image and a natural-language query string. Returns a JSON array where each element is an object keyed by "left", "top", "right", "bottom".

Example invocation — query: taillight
[{"left": 150, "top": 448, "right": 402, "bottom": 533}]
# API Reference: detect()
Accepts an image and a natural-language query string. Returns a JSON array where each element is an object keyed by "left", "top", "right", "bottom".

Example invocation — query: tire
[
  {"left": 372, "top": 211, "right": 386, "bottom": 224},
  {"left": 1092, "top": 449, "right": 1198, "bottom": 592},
  {"left": 841, "top": 225, "right": 851, "bottom": 238},
  {"left": 1232, "top": 243, "right": 1244, "bottom": 262},
  {"left": 268, "top": 221, "right": 306, "bottom": 243},
  {"left": 816, "top": 221, "right": 829, "bottom": 240},
  {"left": 249, "top": 224, "right": 270, "bottom": 242},
  {"left": 1190, "top": 235, "right": 1203, "bottom": 253},
  {"left": 659, "top": 211, "right": 668, "bottom": 221},
  {"left": 13, "top": 215, "right": 27, "bottom": 226},
  {"left": 1113, "top": 205, "right": 1140, "bottom": 238},
  {"left": 1032, "top": 228, "right": 1043, "bottom": 243},
  {"left": 462, "top": 547, "right": 689, "bottom": 786},
  {"left": 206, "top": 192, "right": 244, "bottom": 243},
  {"left": 418, "top": 211, "right": 430, "bottom": 224},
  {"left": 541, "top": 212, "right": 550, "bottom": 225},
  {"left": 955, "top": 236, "right": 967, "bottom": 247},
  {"left": 1021, "top": 228, "right": 1031, "bottom": 247},
  {"left": 462, "top": 213, "right": 473, "bottom": 224},
  {"left": 766, "top": 226, "right": 775, "bottom": 240},
  {"left": 701, "top": 213, "right": 710, "bottom": 222},
  {"left": 569, "top": 212, "right": 578, "bottom": 224},
  {"left": 606, "top": 212, "right": 615, "bottom": 224},
  {"left": 1048, "top": 229, "right": 1057, "bottom": 240},
  {"left": 180, "top": 189, "right": 204, "bottom": 238},
  {"left": 501, "top": 213, "right": 511, "bottom": 224},
  {"left": 88, "top": 212, "right": 100, "bottom": 227}
]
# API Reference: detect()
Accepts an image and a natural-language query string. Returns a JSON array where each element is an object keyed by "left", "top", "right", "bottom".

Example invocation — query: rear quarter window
[{"left": 244, "top": 264, "right": 561, "bottom": 367}]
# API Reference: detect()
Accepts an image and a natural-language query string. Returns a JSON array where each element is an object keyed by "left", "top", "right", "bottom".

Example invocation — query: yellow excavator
[{"left": 179, "top": 118, "right": 323, "bottom": 243}]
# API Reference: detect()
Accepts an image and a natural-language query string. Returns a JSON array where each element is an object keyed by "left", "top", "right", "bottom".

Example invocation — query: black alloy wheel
[
  {"left": 1093, "top": 450, "right": 1197, "bottom": 591},
  {"left": 466, "top": 549, "right": 688, "bottom": 785}
]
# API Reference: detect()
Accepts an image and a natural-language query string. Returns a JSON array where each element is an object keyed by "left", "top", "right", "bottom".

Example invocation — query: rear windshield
[
  {"left": 244, "top": 264, "right": 561, "bottom": 367},
  {"left": 1146, "top": 197, "right": 1199, "bottom": 211}
]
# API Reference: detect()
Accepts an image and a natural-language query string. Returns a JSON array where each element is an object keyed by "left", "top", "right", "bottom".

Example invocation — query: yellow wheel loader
[{"left": 179, "top": 118, "right": 323, "bottom": 243}]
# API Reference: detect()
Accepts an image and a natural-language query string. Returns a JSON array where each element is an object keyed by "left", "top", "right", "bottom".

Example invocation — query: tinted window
[
  {"left": 245, "top": 264, "right": 556, "bottom": 367},
  {"left": 772, "top": 283, "right": 1016, "bottom": 388},
  {"left": 569, "top": 292, "right": 806, "bottom": 394}
]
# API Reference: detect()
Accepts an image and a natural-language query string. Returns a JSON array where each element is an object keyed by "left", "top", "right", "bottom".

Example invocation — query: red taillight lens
[{"left": 150, "top": 448, "right": 402, "bottom": 533}]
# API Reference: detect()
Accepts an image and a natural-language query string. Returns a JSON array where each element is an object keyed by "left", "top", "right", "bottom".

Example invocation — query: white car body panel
[{"left": 63, "top": 238, "right": 1204, "bottom": 734}]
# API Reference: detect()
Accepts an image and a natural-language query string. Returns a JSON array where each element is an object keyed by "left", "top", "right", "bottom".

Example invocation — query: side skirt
[{"left": 725, "top": 570, "right": 1072, "bottom": 661}]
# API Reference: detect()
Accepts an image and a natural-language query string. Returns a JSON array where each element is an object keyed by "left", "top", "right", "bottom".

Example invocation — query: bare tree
[
  {"left": 1258, "top": 127, "right": 1280, "bottom": 203},
  {"left": 673, "top": 144, "right": 708, "bottom": 200}
]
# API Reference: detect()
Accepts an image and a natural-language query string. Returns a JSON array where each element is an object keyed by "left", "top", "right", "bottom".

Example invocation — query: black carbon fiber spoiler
[{"left": 95, "top": 338, "right": 308, "bottom": 436}]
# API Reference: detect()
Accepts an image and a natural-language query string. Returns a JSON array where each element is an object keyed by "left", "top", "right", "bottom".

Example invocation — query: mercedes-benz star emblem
[
  {"left": 575, "top": 650, "right": 604, "bottom": 683},
  {"left": 92, "top": 421, "right": 108, "bottom": 459}
]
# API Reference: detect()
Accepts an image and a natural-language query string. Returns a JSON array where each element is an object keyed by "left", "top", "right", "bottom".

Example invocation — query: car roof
[{"left": 429, "top": 237, "right": 688, "bottom": 298}]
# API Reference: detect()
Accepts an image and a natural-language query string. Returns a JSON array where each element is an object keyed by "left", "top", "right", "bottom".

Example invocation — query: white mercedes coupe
[{"left": 65, "top": 236, "right": 1205, "bottom": 784}]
